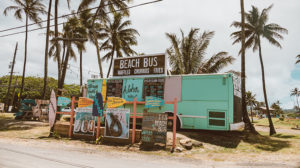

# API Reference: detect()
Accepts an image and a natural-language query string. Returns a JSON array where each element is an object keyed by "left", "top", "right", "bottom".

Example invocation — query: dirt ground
[{"left": 1, "top": 113, "right": 300, "bottom": 167}]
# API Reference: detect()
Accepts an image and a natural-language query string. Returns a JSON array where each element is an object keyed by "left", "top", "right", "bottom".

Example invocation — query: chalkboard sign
[
  {"left": 141, "top": 113, "right": 168, "bottom": 144},
  {"left": 143, "top": 78, "right": 165, "bottom": 99},
  {"left": 107, "top": 79, "right": 123, "bottom": 98}
]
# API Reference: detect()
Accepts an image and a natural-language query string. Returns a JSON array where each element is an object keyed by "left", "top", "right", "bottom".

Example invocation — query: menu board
[
  {"left": 143, "top": 78, "right": 165, "bottom": 99},
  {"left": 141, "top": 113, "right": 168, "bottom": 144},
  {"left": 107, "top": 79, "right": 123, "bottom": 98}
]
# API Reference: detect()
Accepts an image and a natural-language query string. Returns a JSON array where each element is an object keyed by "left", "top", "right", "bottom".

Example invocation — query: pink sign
[
  {"left": 164, "top": 76, "right": 182, "bottom": 102},
  {"left": 49, "top": 90, "right": 57, "bottom": 127}
]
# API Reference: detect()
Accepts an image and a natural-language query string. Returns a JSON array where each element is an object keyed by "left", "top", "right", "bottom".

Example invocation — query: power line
[
  {"left": 0, "top": 0, "right": 128, "bottom": 33},
  {"left": 0, "top": 0, "right": 162, "bottom": 38}
]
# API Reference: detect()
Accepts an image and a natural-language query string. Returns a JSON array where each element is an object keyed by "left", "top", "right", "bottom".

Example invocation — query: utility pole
[
  {"left": 10, "top": 75, "right": 19, "bottom": 110},
  {"left": 52, "top": 37, "right": 87, "bottom": 96},
  {"left": 5, "top": 42, "right": 18, "bottom": 111}
]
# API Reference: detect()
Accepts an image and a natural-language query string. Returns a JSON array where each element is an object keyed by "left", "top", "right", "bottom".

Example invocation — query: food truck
[{"left": 86, "top": 54, "right": 244, "bottom": 131}]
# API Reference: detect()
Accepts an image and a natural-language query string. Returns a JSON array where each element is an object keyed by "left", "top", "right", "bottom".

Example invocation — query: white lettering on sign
[
  {"left": 143, "top": 57, "right": 158, "bottom": 68},
  {"left": 134, "top": 68, "right": 149, "bottom": 74},
  {"left": 153, "top": 67, "right": 163, "bottom": 73},
  {"left": 118, "top": 69, "right": 130, "bottom": 75},
  {"left": 120, "top": 59, "right": 140, "bottom": 69}
]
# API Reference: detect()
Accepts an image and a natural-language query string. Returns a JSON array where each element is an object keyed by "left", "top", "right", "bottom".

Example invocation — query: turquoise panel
[
  {"left": 182, "top": 75, "right": 229, "bottom": 101},
  {"left": 122, "top": 78, "right": 144, "bottom": 101}
]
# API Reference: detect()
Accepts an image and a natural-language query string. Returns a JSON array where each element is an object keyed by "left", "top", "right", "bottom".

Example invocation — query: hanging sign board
[
  {"left": 141, "top": 113, "right": 168, "bottom": 144},
  {"left": 145, "top": 96, "right": 164, "bottom": 108},
  {"left": 74, "top": 107, "right": 95, "bottom": 136},
  {"left": 113, "top": 54, "right": 166, "bottom": 77},
  {"left": 104, "top": 108, "right": 130, "bottom": 139},
  {"left": 49, "top": 90, "right": 57, "bottom": 128},
  {"left": 57, "top": 97, "right": 71, "bottom": 107},
  {"left": 107, "top": 97, "right": 126, "bottom": 108},
  {"left": 78, "top": 97, "right": 94, "bottom": 108}
]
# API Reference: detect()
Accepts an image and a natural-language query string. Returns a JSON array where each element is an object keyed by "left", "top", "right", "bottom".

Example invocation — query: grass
[{"left": 253, "top": 117, "right": 300, "bottom": 129}]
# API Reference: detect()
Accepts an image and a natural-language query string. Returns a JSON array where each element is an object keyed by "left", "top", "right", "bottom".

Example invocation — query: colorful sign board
[
  {"left": 104, "top": 108, "right": 130, "bottom": 139},
  {"left": 143, "top": 78, "right": 165, "bottom": 99},
  {"left": 87, "top": 79, "right": 102, "bottom": 99},
  {"left": 49, "top": 90, "right": 57, "bottom": 127},
  {"left": 74, "top": 107, "right": 95, "bottom": 136},
  {"left": 145, "top": 96, "right": 164, "bottom": 108},
  {"left": 122, "top": 78, "right": 144, "bottom": 101},
  {"left": 57, "top": 97, "right": 71, "bottom": 107},
  {"left": 141, "top": 113, "right": 168, "bottom": 144},
  {"left": 113, "top": 54, "right": 166, "bottom": 77},
  {"left": 78, "top": 97, "right": 94, "bottom": 108},
  {"left": 107, "top": 97, "right": 126, "bottom": 108}
]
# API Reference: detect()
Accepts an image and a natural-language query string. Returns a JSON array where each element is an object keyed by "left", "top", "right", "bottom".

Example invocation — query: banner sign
[
  {"left": 145, "top": 96, "right": 164, "bottom": 108},
  {"left": 113, "top": 54, "right": 166, "bottom": 77},
  {"left": 104, "top": 108, "right": 130, "bottom": 139},
  {"left": 57, "top": 97, "right": 71, "bottom": 107},
  {"left": 78, "top": 97, "right": 94, "bottom": 108},
  {"left": 141, "top": 113, "right": 168, "bottom": 144},
  {"left": 107, "top": 97, "right": 126, "bottom": 108},
  {"left": 74, "top": 107, "right": 95, "bottom": 136},
  {"left": 92, "top": 93, "right": 103, "bottom": 116},
  {"left": 49, "top": 90, "right": 57, "bottom": 127}
]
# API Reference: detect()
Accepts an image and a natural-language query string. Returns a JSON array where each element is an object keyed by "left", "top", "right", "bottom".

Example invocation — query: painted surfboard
[{"left": 49, "top": 90, "right": 57, "bottom": 127}]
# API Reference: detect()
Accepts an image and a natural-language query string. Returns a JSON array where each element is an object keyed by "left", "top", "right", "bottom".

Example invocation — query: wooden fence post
[
  {"left": 69, "top": 96, "right": 75, "bottom": 138},
  {"left": 172, "top": 98, "right": 177, "bottom": 150},
  {"left": 96, "top": 116, "right": 101, "bottom": 139},
  {"left": 132, "top": 97, "right": 137, "bottom": 144}
]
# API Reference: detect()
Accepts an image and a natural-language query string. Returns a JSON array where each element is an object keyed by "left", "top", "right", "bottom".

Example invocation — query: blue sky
[{"left": 0, "top": 0, "right": 299, "bottom": 109}]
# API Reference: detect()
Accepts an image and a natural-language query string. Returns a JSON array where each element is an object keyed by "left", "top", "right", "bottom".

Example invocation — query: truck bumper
[{"left": 230, "top": 122, "right": 245, "bottom": 131}]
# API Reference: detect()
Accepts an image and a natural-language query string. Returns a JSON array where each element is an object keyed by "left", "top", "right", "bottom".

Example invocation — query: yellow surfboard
[
  {"left": 102, "top": 80, "right": 107, "bottom": 101},
  {"left": 78, "top": 97, "right": 94, "bottom": 108},
  {"left": 107, "top": 97, "right": 126, "bottom": 108}
]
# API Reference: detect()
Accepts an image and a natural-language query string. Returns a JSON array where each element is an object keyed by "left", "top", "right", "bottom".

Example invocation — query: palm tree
[
  {"left": 4, "top": 0, "right": 47, "bottom": 99},
  {"left": 42, "top": 0, "right": 53, "bottom": 99},
  {"left": 53, "top": 0, "right": 70, "bottom": 96},
  {"left": 290, "top": 88, "right": 300, "bottom": 111},
  {"left": 59, "top": 15, "right": 88, "bottom": 91},
  {"left": 296, "top": 55, "right": 300, "bottom": 64},
  {"left": 100, "top": 13, "right": 139, "bottom": 78},
  {"left": 246, "top": 91, "right": 257, "bottom": 123},
  {"left": 78, "top": 0, "right": 131, "bottom": 78},
  {"left": 166, "top": 28, "right": 234, "bottom": 75},
  {"left": 231, "top": 5, "right": 288, "bottom": 135},
  {"left": 238, "top": 0, "right": 257, "bottom": 134}
]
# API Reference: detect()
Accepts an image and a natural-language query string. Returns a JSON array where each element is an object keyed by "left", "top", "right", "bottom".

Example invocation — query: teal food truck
[{"left": 86, "top": 54, "right": 244, "bottom": 131}]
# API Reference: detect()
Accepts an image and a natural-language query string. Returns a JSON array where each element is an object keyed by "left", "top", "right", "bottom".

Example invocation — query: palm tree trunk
[
  {"left": 91, "top": 1, "right": 105, "bottom": 78},
  {"left": 80, "top": 49, "right": 83, "bottom": 86},
  {"left": 106, "top": 46, "right": 115, "bottom": 78},
  {"left": 60, "top": 41, "right": 71, "bottom": 91},
  {"left": 20, "top": 14, "right": 29, "bottom": 100},
  {"left": 43, "top": 0, "right": 53, "bottom": 99},
  {"left": 55, "top": 0, "right": 62, "bottom": 95},
  {"left": 251, "top": 106, "right": 254, "bottom": 123},
  {"left": 258, "top": 36, "right": 276, "bottom": 135},
  {"left": 240, "top": 0, "right": 257, "bottom": 133}
]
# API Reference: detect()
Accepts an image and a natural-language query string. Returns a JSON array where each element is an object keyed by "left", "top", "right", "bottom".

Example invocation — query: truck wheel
[{"left": 167, "top": 117, "right": 180, "bottom": 131}]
